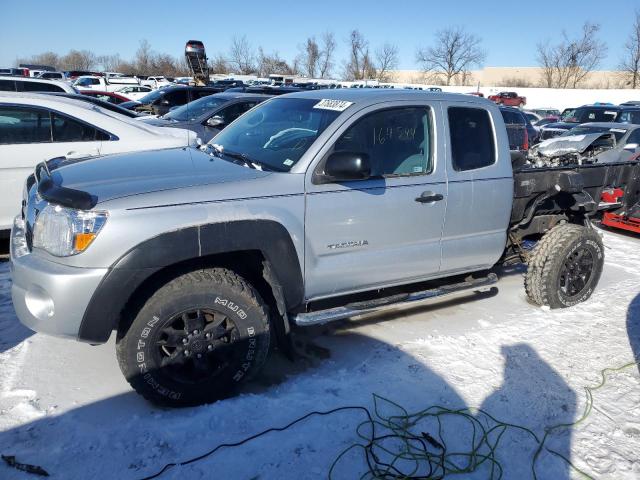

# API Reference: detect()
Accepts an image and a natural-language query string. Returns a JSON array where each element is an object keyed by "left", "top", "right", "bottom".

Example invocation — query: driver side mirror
[
  {"left": 206, "top": 115, "right": 225, "bottom": 128},
  {"left": 318, "top": 151, "right": 371, "bottom": 183}
]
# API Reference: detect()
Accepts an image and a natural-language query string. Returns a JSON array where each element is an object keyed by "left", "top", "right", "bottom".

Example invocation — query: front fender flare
[{"left": 77, "top": 220, "right": 303, "bottom": 343}]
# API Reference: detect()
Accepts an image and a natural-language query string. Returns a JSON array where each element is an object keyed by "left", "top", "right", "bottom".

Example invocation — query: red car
[
  {"left": 80, "top": 90, "right": 130, "bottom": 105},
  {"left": 488, "top": 91, "right": 526, "bottom": 108}
]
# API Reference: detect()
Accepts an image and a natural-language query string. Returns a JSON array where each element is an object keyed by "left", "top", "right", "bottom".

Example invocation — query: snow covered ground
[{"left": 1, "top": 228, "right": 639, "bottom": 479}]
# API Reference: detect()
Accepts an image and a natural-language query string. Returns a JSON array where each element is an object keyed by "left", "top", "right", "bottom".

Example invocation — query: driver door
[{"left": 304, "top": 102, "right": 447, "bottom": 300}]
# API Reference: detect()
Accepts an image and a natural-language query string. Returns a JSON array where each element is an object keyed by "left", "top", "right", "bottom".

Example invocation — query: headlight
[{"left": 32, "top": 204, "right": 108, "bottom": 257}]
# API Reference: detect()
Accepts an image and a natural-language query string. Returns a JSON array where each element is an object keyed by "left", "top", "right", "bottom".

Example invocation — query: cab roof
[{"left": 283, "top": 88, "right": 492, "bottom": 107}]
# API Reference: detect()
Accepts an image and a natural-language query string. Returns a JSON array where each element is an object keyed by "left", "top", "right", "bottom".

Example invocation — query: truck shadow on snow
[
  {"left": 0, "top": 327, "right": 578, "bottom": 479},
  {"left": 627, "top": 292, "right": 640, "bottom": 376}
]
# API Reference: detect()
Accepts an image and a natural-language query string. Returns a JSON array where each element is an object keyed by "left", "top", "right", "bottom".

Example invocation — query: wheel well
[{"left": 117, "top": 250, "right": 290, "bottom": 350}]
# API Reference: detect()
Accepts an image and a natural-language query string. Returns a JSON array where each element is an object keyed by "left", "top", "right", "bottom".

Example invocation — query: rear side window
[
  {"left": 0, "top": 106, "right": 52, "bottom": 144},
  {"left": 20, "top": 81, "right": 64, "bottom": 92},
  {"left": 51, "top": 113, "right": 110, "bottom": 142},
  {"left": 163, "top": 89, "right": 189, "bottom": 105},
  {"left": 333, "top": 107, "right": 432, "bottom": 176},
  {"left": 448, "top": 107, "right": 496, "bottom": 171}
]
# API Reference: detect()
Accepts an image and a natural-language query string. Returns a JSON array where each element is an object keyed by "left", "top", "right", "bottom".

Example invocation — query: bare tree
[
  {"left": 134, "top": 39, "right": 153, "bottom": 74},
  {"left": 344, "top": 30, "right": 376, "bottom": 81},
  {"left": 416, "top": 27, "right": 486, "bottom": 86},
  {"left": 375, "top": 43, "right": 399, "bottom": 82},
  {"left": 209, "top": 53, "right": 229, "bottom": 74},
  {"left": 97, "top": 54, "right": 122, "bottom": 72},
  {"left": 228, "top": 35, "right": 256, "bottom": 74},
  {"left": 61, "top": 50, "right": 97, "bottom": 71},
  {"left": 536, "top": 22, "right": 607, "bottom": 88},
  {"left": 16, "top": 51, "right": 61, "bottom": 69},
  {"left": 319, "top": 32, "right": 336, "bottom": 78},
  {"left": 619, "top": 10, "right": 640, "bottom": 88},
  {"left": 297, "top": 37, "right": 320, "bottom": 78},
  {"left": 257, "top": 48, "right": 294, "bottom": 77}
]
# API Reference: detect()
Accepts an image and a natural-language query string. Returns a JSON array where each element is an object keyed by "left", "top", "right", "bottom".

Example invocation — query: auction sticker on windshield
[{"left": 313, "top": 99, "right": 354, "bottom": 112}]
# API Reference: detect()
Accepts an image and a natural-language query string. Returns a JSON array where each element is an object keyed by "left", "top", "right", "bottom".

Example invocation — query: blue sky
[{"left": 2, "top": 0, "right": 638, "bottom": 71}]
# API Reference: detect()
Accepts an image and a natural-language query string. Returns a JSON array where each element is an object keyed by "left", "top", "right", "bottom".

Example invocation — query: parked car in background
[
  {"left": 120, "top": 85, "right": 222, "bottom": 116},
  {"left": 210, "top": 79, "right": 245, "bottom": 89},
  {"left": 539, "top": 104, "right": 640, "bottom": 140},
  {"left": 533, "top": 116, "right": 560, "bottom": 130},
  {"left": 0, "top": 76, "right": 77, "bottom": 93},
  {"left": 0, "top": 67, "right": 30, "bottom": 77},
  {"left": 141, "top": 76, "right": 173, "bottom": 89},
  {"left": 523, "top": 111, "right": 542, "bottom": 124},
  {"left": 43, "top": 92, "right": 142, "bottom": 118},
  {"left": 65, "top": 70, "right": 102, "bottom": 80},
  {"left": 488, "top": 91, "right": 526, "bottom": 107},
  {"left": 531, "top": 108, "right": 561, "bottom": 118},
  {"left": 37, "top": 71, "right": 66, "bottom": 81},
  {"left": 140, "top": 92, "right": 270, "bottom": 142},
  {"left": 0, "top": 92, "right": 198, "bottom": 233},
  {"left": 73, "top": 75, "right": 140, "bottom": 93},
  {"left": 115, "top": 85, "right": 153, "bottom": 101},
  {"left": 620, "top": 100, "right": 640, "bottom": 107},
  {"left": 80, "top": 90, "right": 130, "bottom": 105},
  {"left": 467, "top": 91, "right": 484, "bottom": 97},
  {"left": 499, "top": 106, "right": 538, "bottom": 151}
]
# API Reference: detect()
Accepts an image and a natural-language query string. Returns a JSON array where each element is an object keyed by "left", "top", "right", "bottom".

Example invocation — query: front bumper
[{"left": 10, "top": 216, "right": 108, "bottom": 341}]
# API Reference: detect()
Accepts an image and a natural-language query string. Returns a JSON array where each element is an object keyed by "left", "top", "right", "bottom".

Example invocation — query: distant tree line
[{"left": 16, "top": 12, "right": 640, "bottom": 89}]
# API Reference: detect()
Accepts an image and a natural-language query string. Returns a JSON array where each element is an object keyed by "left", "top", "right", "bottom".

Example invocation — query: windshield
[
  {"left": 568, "top": 107, "right": 619, "bottom": 123},
  {"left": 165, "top": 96, "right": 228, "bottom": 122},
  {"left": 74, "top": 77, "right": 96, "bottom": 87},
  {"left": 137, "top": 89, "right": 165, "bottom": 104},
  {"left": 562, "top": 126, "right": 627, "bottom": 143},
  {"left": 209, "top": 98, "right": 344, "bottom": 171}
]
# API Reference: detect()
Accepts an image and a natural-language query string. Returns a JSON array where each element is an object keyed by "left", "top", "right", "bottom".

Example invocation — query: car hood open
[{"left": 46, "top": 147, "right": 271, "bottom": 205}]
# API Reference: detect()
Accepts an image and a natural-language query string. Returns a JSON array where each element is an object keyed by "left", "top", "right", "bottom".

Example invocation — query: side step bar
[{"left": 292, "top": 273, "right": 498, "bottom": 327}]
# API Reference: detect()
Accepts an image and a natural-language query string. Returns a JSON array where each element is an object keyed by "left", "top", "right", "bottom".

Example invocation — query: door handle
[{"left": 415, "top": 191, "right": 444, "bottom": 203}]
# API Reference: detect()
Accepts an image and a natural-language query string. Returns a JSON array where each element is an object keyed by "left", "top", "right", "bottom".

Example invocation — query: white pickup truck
[{"left": 73, "top": 75, "right": 140, "bottom": 93}]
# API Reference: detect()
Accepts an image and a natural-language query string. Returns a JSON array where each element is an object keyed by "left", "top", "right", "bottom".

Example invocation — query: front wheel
[
  {"left": 116, "top": 268, "right": 271, "bottom": 407},
  {"left": 525, "top": 224, "right": 604, "bottom": 308}
]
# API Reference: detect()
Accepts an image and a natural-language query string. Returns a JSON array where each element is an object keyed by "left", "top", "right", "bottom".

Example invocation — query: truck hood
[{"left": 48, "top": 147, "right": 271, "bottom": 205}]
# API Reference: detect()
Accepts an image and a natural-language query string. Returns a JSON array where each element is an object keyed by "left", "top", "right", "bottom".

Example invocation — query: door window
[
  {"left": 0, "top": 107, "right": 52, "bottom": 144},
  {"left": 332, "top": 107, "right": 432, "bottom": 176},
  {"left": 218, "top": 102, "right": 257, "bottom": 125},
  {"left": 21, "top": 81, "right": 65, "bottom": 92},
  {"left": 448, "top": 107, "right": 496, "bottom": 171},
  {"left": 0, "top": 79, "right": 16, "bottom": 91},
  {"left": 51, "top": 113, "right": 110, "bottom": 142}
]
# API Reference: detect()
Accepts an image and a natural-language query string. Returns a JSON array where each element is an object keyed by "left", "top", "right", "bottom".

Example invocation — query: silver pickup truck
[{"left": 12, "top": 90, "right": 631, "bottom": 406}]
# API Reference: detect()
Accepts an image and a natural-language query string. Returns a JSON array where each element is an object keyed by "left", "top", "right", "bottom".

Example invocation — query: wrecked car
[{"left": 527, "top": 123, "right": 640, "bottom": 168}]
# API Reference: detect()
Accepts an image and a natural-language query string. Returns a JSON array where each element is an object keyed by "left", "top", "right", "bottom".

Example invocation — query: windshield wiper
[{"left": 221, "top": 150, "right": 269, "bottom": 170}]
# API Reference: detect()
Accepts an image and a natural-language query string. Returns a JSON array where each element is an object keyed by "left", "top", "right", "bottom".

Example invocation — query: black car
[
  {"left": 140, "top": 92, "right": 270, "bottom": 143},
  {"left": 42, "top": 92, "right": 142, "bottom": 118},
  {"left": 500, "top": 106, "right": 538, "bottom": 150},
  {"left": 210, "top": 79, "right": 245, "bottom": 89},
  {"left": 539, "top": 105, "right": 640, "bottom": 141},
  {"left": 119, "top": 85, "right": 223, "bottom": 116}
]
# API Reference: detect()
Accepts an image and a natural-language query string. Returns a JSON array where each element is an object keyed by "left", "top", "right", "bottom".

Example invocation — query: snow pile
[{"left": 0, "top": 229, "right": 639, "bottom": 479}]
